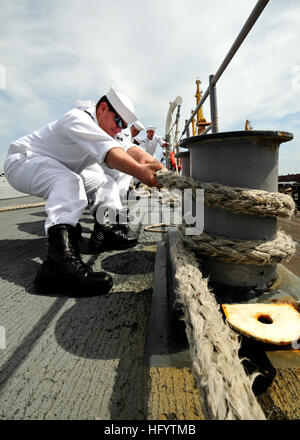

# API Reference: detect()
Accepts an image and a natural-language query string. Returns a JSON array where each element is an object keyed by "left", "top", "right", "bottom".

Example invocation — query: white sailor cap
[
  {"left": 105, "top": 86, "right": 137, "bottom": 125},
  {"left": 146, "top": 125, "right": 156, "bottom": 131},
  {"left": 132, "top": 120, "right": 145, "bottom": 131}
]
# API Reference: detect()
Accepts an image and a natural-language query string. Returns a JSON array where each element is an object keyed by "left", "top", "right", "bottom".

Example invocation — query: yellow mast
[
  {"left": 245, "top": 119, "right": 253, "bottom": 130},
  {"left": 191, "top": 110, "right": 196, "bottom": 136},
  {"left": 194, "top": 79, "right": 210, "bottom": 135}
]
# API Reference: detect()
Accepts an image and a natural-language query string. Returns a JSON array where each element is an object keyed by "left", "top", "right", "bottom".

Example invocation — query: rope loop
[
  {"left": 155, "top": 169, "right": 295, "bottom": 219},
  {"left": 155, "top": 169, "right": 296, "bottom": 266},
  {"left": 182, "top": 229, "right": 295, "bottom": 266}
]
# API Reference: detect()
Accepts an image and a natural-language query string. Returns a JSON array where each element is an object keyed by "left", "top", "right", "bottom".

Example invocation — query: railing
[{"left": 181, "top": 0, "right": 270, "bottom": 139}]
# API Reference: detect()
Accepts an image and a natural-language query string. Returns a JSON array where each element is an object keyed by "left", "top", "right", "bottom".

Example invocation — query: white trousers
[
  {"left": 4, "top": 151, "right": 131, "bottom": 234},
  {"left": 80, "top": 163, "right": 132, "bottom": 223}
]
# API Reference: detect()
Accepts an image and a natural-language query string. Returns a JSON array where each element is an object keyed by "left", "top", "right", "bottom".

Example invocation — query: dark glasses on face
[
  {"left": 106, "top": 100, "right": 127, "bottom": 129},
  {"left": 113, "top": 114, "right": 127, "bottom": 130}
]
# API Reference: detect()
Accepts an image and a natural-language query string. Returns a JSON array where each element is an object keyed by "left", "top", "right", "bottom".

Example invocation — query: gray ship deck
[
  {"left": 0, "top": 195, "right": 203, "bottom": 420},
  {"left": 0, "top": 195, "right": 299, "bottom": 420}
]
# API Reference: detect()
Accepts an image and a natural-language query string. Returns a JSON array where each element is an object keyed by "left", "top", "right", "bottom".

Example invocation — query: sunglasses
[
  {"left": 113, "top": 114, "right": 127, "bottom": 130},
  {"left": 106, "top": 100, "right": 127, "bottom": 129}
]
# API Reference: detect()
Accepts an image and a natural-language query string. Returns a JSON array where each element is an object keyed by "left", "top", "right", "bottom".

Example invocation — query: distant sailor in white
[
  {"left": 120, "top": 119, "right": 145, "bottom": 147},
  {"left": 4, "top": 86, "right": 164, "bottom": 296},
  {"left": 139, "top": 125, "right": 170, "bottom": 158}
]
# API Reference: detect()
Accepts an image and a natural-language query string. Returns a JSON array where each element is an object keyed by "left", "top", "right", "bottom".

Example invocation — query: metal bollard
[
  {"left": 179, "top": 130, "right": 293, "bottom": 292},
  {"left": 175, "top": 151, "right": 190, "bottom": 177}
]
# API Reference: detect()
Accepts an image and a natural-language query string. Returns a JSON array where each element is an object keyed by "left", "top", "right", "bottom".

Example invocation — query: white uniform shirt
[
  {"left": 114, "top": 127, "right": 142, "bottom": 147},
  {"left": 8, "top": 106, "right": 121, "bottom": 174},
  {"left": 100, "top": 126, "right": 136, "bottom": 178},
  {"left": 114, "top": 127, "right": 133, "bottom": 150},
  {"left": 139, "top": 134, "right": 165, "bottom": 156}
]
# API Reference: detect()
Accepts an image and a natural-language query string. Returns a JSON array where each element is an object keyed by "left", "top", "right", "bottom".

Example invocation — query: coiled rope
[
  {"left": 156, "top": 169, "right": 296, "bottom": 266},
  {"left": 182, "top": 229, "right": 295, "bottom": 266},
  {"left": 153, "top": 169, "right": 296, "bottom": 420},
  {"left": 156, "top": 169, "right": 295, "bottom": 218}
]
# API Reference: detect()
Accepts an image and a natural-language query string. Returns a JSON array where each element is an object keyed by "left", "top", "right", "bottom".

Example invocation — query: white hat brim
[{"left": 106, "top": 86, "right": 137, "bottom": 125}]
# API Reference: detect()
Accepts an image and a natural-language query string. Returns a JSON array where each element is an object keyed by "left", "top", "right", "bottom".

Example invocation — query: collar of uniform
[
  {"left": 90, "top": 105, "right": 97, "bottom": 124},
  {"left": 115, "top": 126, "right": 130, "bottom": 142},
  {"left": 83, "top": 105, "right": 98, "bottom": 125}
]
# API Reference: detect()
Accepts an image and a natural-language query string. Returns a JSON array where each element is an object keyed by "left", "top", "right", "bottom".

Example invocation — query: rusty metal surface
[{"left": 266, "top": 350, "right": 300, "bottom": 369}]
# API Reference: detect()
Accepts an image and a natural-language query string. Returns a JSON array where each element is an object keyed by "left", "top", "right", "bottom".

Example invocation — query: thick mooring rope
[
  {"left": 182, "top": 229, "right": 295, "bottom": 266},
  {"left": 156, "top": 169, "right": 296, "bottom": 267},
  {"left": 153, "top": 169, "right": 297, "bottom": 420},
  {"left": 156, "top": 169, "right": 295, "bottom": 218},
  {"left": 172, "top": 236, "right": 266, "bottom": 420}
]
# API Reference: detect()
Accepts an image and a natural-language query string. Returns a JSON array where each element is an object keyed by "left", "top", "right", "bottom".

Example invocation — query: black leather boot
[
  {"left": 34, "top": 224, "right": 113, "bottom": 295},
  {"left": 89, "top": 217, "right": 138, "bottom": 253},
  {"left": 69, "top": 223, "right": 83, "bottom": 257}
]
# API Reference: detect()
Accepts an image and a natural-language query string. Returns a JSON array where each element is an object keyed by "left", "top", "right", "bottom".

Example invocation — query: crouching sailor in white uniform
[
  {"left": 4, "top": 86, "right": 164, "bottom": 296},
  {"left": 79, "top": 118, "right": 156, "bottom": 253}
]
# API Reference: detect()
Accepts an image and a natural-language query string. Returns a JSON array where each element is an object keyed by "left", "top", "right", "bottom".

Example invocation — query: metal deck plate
[{"left": 145, "top": 241, "right": 191, "bottom": 367}]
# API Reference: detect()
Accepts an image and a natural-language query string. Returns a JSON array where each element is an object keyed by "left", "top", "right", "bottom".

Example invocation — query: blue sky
[{"left": 0, "top": 0, "right": 299, "bottom": 175}]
